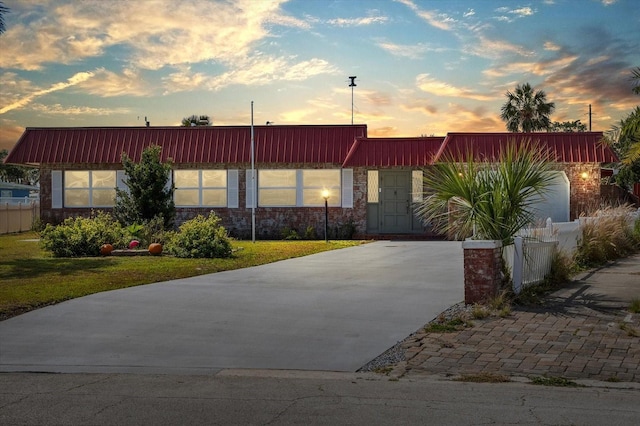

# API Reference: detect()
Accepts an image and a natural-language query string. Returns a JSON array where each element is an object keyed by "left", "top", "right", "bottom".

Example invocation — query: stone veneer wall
[
  {"left": 38, "top": 163, "right": 369, "bottom": 239},
  {"left": 37, "top": 162, "right": 605, "bottom": 235},
  {"left": 559, "top": 163, "right": 601, "bottom": 220}
]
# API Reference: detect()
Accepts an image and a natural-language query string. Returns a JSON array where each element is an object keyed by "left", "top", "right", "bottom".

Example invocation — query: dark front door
[{"left": 380, "top": 171, "right": 412, "bottom": 233}]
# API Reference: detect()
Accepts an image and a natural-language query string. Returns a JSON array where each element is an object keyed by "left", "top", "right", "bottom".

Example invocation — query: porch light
[
  {"left": 322, "top": 189, "right": 330, "bottom": 243},
  {"left": 580, "top": 172, "right": 588, "bottom": 180}
]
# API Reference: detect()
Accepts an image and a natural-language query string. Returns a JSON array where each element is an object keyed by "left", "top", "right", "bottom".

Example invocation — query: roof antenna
[
  {"left": 144, "top": 116, "right": 150, "bottom": 127},
  {"left": 266, "top": 121, "right": 274, "bottom": 125},
  {"left": 348, "top": 76, "right": 357, "bottom": 125}
]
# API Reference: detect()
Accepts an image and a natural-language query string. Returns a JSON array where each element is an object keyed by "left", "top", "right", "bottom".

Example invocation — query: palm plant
[
  {"left": 500, "top": 83, "right": 555, "bottom": 132},
  {"left": 415, "top": 140, "right": 556, "bottom": 245}
]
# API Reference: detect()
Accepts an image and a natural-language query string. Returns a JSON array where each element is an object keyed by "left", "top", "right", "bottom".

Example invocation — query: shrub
[
  {"left": 575, "top": 205, "right": 639, "bottom": 268},
  {"left": 40, "top": 211, "right": 126, "bottom": 257},
  {"left": 281, "top": 227, "right": 301, "bottom": 240},
  {"left": 166, "top": 212, "right": 232, "bottom": 258},
  {"left": 124, "top": 217, "right": 169, "bottom": 247}
]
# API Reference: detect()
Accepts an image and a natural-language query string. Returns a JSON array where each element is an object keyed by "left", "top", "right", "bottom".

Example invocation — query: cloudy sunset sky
[{"left": 1, "top": 0, "right": 639, "bottom": 151}]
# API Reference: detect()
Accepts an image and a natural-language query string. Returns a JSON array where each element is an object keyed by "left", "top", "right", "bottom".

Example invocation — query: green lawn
[{"left": 0, "top": 232, "right": 362, "bottom": 320}]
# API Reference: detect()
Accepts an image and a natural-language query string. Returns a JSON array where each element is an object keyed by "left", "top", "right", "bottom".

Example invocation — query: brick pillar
[{"left": 461, "top": 240, "right": 503, "bottom": 304}]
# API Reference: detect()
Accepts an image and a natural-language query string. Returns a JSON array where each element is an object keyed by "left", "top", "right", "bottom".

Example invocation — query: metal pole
[
  {"left": 251, "top": 101, "right": 256, "bottom": 243},
  {"left": 351, "top": 85, "right": 354, "bottom": 125},
  {"left": 324, "top": 198, "right": 328, "bottom": 243},
  {"left": 348, "top": 76, "right": 357, "bottom": 125}
]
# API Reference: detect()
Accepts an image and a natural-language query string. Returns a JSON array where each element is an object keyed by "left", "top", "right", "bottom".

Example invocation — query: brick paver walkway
[{"left": 399, "top": 304, "right": 640, "bottom": 382}]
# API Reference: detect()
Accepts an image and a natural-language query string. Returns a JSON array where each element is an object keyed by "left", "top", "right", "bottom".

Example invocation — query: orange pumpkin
[
  {"left": 148, "top": 243, "right": 163, "bottom": 255},
  {"left": 100, "top": 243, "right": 113, "bottom": 256}
]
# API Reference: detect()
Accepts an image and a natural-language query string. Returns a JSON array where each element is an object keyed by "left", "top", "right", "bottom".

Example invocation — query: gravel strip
[{"left": 358, "top": 301, "right": 473, "bottom": 372}]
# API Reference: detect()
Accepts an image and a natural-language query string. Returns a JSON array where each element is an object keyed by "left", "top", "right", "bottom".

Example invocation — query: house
[
  {"left": 433, "top": 132, "right": 619, "bottom": 222},
  {"left": 4, "top": 125, "right": 617, "bottom": 238},
  {"left": 0, "top": 181, "right": 38, "bottom": 201}
]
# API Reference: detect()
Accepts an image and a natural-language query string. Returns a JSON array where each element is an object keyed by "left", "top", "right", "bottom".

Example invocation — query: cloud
[
  {"left": 463, "top": 9, "right": 475, "bottom": 18},
  {"left": 327, "top": 16, "right": 388, "bottom": 27},
  {"left": 415, "top": 74, "right": 494, "bottom": 101},
  {"left": 467, "top": 35, "right": 533, "bottom": 58},
  {"left": 369, "top": 126, "right": 398, "bottom": 137},
  {"left": 78, "top": 68, "right": 152, "bottom": 97},
  {"left": 544, "top": 41, "right": 562, "bottom": 51},
  {"left": 492, "top": 6, "right": 535, "bottom": 23},
  {"left": 279, "top": 108, "right": 317, "bottom": 122},
  {"left": 363, "top": 91, "right": 392, "bottom": 107},
  {"left": 426, "top": 103, "right": 504, "bottom": 135},
  {"left": 396, "top": 0, "right": 454, "bottom": 31},
  {"left": 510, "top": 7, "right": 535, "bottom": 17},
  {"left": 0, "top": 71, "right": 95, "bottom": 114},
  {"left": 0, "top": 0, "right": 301, "bottom": 72},
  {"left": 0, "top": 122, "right": 25, "bottom": 152},
  {"left": 601, "top": 0, "right": 617, "bottom": 5},
  {"left": 377, "top": 41, "right": 446, "bottom": 59},
  {"left": 401, "top": 100, "right": 438, "bottom": 115},
  {"left": 29, "top": 103, "right": 131, "bottom": 116},
  {"left": 205, "top": 56, "right": 338, "bottom": 92},
  {"left": 483, "top": 54, "right": 579, "bottom": 78}
]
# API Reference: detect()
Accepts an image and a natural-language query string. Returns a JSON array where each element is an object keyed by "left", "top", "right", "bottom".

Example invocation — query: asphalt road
[{"left": 1, "top": 371, "right": 638, "bottom": 425}]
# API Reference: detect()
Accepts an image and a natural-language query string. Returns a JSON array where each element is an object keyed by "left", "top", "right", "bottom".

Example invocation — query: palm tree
[
  {"left": 500, "top": 83, "right": 555, "bottom": 132},
  {"left": 631, "top": 66, "right": 640, "bottom": 95},
  {"left": 605, "top": 68, "right": 640, "bottom": 189},
  {"left": 0, "top": 2, "right": 9, "bottom": 35},
  {"left": 414, "top": 140, "right": 556, "bottom": 246}
]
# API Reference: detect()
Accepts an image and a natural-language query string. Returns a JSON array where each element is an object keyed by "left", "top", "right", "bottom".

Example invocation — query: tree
[
  {"left": 500, "top": 83, "right": 555, "bottom": 132},
  {"left": 113, "top": 145, "right": 175, "bottom": 228},
  {"left": 0, "top": 2, "right": 9, "bottom": 35},
  {"left": 606, "top": 68, "right": 640, "bottom": 189},
  {"left": 550, "top": 120, "right": 587, "bottom": 132},
  {"left": 631, "top": 66, "right": 640, "bottom": 95},
  {"left": 0, "top": 149, "right": 39, "bottom": 184},
  {"left": 414, "top": 140, "right": 556, "bottom": 246},
  {"left": 181, "top": 115, "right": 211, "bottom": 126}
]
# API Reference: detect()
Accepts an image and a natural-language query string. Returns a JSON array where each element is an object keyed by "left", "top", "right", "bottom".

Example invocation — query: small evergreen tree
[{"left": 114, "top": 145, "right": 175, "bottom": 228}]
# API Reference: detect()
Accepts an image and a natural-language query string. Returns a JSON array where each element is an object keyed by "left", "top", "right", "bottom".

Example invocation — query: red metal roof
[
  {"left": 342, "top": 137, "right": 445, "bottom": 167},
  {"left": 5, "top": 125, "right": 368, "bottom": 166},
  {"left": 5, "top": 127, "right": 618, "bottom": 167},
  {"left": 434, "top": 132, "right": 618, "bottom": 163}
]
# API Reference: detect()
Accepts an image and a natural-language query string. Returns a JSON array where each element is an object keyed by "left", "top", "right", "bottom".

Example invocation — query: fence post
[{"left": 513, "top": 236, "right": 524, "bottom": 294}]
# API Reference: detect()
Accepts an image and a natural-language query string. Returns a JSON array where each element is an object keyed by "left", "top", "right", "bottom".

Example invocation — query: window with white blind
[
  {"left": 64, "top": 170, "right": 116, "bottom": 207},
  {"left": 174, "top": 170, "right": 228, "bottom": 207},
  {"left": 257, "top": 169, "right": 345, "bottom": 207},
  {"left": 258, "top": 170, "right": 297, "bottom": 206}
]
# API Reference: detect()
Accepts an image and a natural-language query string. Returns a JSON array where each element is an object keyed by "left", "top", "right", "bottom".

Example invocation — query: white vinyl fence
[
  {"left": 504, "top": 209, "right": 640, "bottom": 294},
  {"left": 0, "top": 201, "right": 40, "bottom": 234}
]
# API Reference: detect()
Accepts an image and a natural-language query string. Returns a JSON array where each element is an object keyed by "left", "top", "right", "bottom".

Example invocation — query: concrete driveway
[{"left": 0, "top": 241, "right": 463, "bottom": 374}]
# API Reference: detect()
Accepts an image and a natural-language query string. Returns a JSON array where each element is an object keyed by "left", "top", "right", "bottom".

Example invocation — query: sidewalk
[{"left": 391, "top": 253, "right": 640, "bottom": 383}]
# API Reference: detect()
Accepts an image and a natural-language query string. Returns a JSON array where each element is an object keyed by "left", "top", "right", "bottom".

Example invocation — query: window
[
  {"left": 302, "top": 169, "right": 341, "bottom": 207},
  {"left": 258, "top": 170, "right": 296, "bottom": 206},
  {"left": 367, "top": 170, "right": 379, "bottom": 203},
  {"left": 174, "top": 170, "right": 227, "bottom": 207},
  {"left": 254, "top": 169, "right": 351, "bottom": 208},
  {"left": 64, "top": 170, "right": 116, "bottom": 207},
  {"left": 412, "top": 170, "right": 423, "bottom": 202}
]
